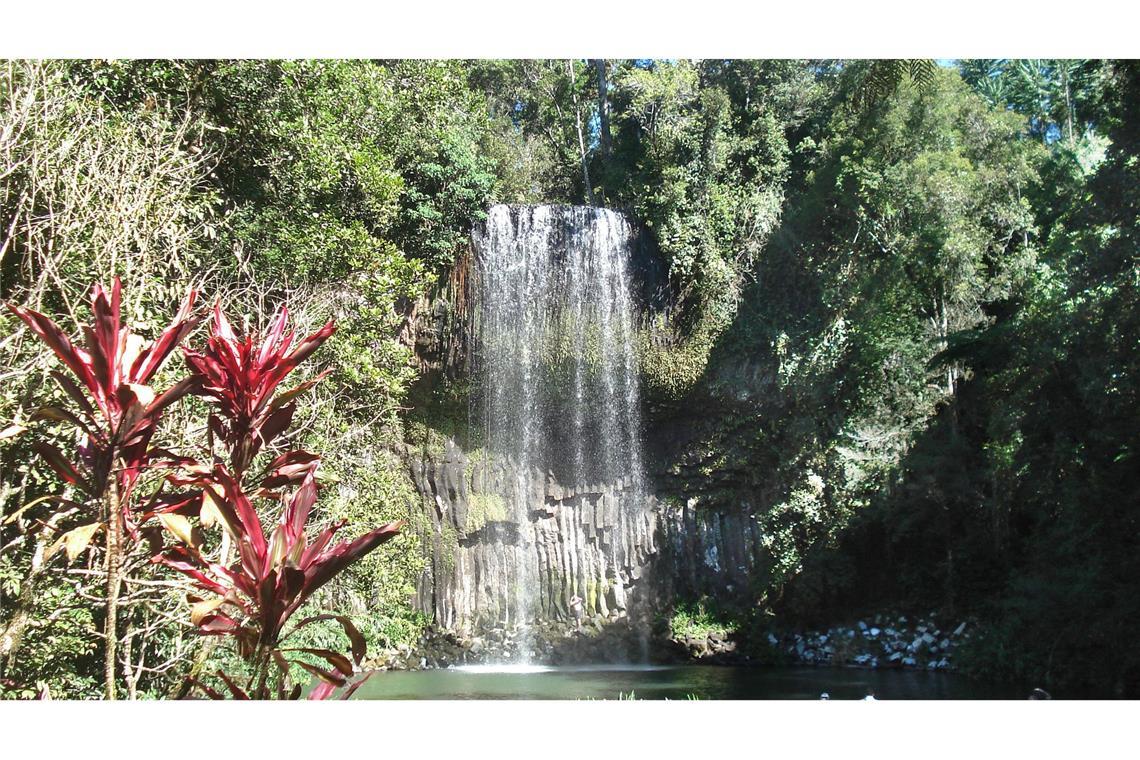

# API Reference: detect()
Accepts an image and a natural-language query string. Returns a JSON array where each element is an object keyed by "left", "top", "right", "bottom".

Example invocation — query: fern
[{"left": 851, "top": 59, "right": 938, "bottom": 110}]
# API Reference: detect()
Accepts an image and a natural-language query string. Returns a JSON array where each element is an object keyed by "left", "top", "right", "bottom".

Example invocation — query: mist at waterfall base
[{"left": 469, "top": 205, "right": 648, "bottom": 662}]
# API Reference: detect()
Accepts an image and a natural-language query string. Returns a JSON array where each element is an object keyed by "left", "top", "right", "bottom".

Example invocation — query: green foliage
[
  {"left": 849, "top": 60, "right": 938, "bottom": 110},
  {"left": 4, "top": 57, "right": 1140, "bottom": 698},
  {"left": 668, "top": 598, "right": 738, "bottom": 640},
  {"left": 0, "top": 570, "right": 100, "bottom": 700}
]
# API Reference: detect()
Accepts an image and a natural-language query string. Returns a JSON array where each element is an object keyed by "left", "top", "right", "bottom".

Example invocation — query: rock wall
[
  {"left": 403, "top": 438, "right": 782, "bottom": 639},
  {"left": 405, "top": 438, "right": 666, "bottom": 636}
]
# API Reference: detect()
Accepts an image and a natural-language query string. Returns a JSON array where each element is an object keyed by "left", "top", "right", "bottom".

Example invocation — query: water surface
[{"left": 354, "top": 665, "right": 1023, "bottom": 700}]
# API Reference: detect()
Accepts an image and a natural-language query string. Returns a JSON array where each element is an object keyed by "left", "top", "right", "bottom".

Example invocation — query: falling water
[{"left": 473, "top": 205, "right": 646, "bottom": 660}]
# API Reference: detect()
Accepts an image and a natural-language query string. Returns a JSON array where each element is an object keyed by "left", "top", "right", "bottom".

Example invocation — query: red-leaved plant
[
  {"left": 156, "top": 466, "right": 402, "bottom": 698},
  {"left": 5, "top": 278, "right": 200, "bottom": 700},
  {"left": 154, "top": 303, "right": 402, "bottom": 699},
  {"left": 182, "top": 303, "right": 335, "bottom": 479}
]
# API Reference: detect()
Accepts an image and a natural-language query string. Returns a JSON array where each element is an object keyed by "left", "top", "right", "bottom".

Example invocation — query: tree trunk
[
  {"left": 0, "top": 507, "right": 76, "bottom": 673},
  {"left": 593, "top": 59, "right": 612, "bottom": 159},
  {"left": 1062, "top": 64, "right": 1075, "bottom": 146},
  {"left": 592, "top": 59, "right": 612, "bottom": 204},
  {"left": 104, "top": 478, "right": 121, "bottom": 701},
  {"left": 567, "top": 60, "right": 594, "bottom": 205},
  {"left": 0, "top": 541, "right": 47, "bottom": 669}
]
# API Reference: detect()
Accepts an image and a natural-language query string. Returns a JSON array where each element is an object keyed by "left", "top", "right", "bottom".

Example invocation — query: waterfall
[{"left": 472, "top": 205, "right": 647, "bottom": 659}]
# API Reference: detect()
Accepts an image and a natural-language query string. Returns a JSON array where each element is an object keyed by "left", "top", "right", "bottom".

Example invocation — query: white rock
[
  {"left": 858, "top": 621, "right": 868, "bottom": 631},
  {"left": 768, "top": 633, "right": 779, "bottom": 646},
  {"left": 869, "top": 627, "right": 881, "bottom": 637},
  {"left": 953, "top": 622, "right": 967, "bottom": 636},
  {"left": 940, "top": 639, "right": 950, "bottom": 649}
]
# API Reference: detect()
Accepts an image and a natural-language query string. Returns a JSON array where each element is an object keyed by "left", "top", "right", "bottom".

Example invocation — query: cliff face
[
  {"left": 404, "top": 438, "right": 664, "bottom": 635},
  {"left": 400, "top": 434, "right": 776, "bottom": 636},
  {"left": 398, "top": 204, "right": 768, "bottom": 639}
]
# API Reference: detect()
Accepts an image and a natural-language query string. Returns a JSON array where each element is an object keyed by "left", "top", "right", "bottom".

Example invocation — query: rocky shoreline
[
  {"left": 370, "top": 611, "right": 975, "bottom": 674},
  {"left": 772, "top": 614, "right": 972, "bottom": 671}
]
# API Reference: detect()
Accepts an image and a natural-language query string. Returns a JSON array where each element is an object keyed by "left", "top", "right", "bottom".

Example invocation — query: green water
[{"left": 353, "top": 665, "right": 1024, "bottom": 700}]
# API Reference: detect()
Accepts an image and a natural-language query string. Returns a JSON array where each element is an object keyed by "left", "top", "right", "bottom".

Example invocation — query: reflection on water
[{"left": 353, "top": 665, "right": 1023, "bottom": 700}]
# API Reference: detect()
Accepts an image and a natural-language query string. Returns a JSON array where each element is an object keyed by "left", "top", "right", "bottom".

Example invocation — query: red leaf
[
  {"left": 31, "top": 442, "right": 88, "bottom": 491},
  {"left": 198, "top": 612, "right": 240, "bottom": 634},
  {"left": 123, "top": 376, "right": 200, "bottom": 442},
  {"left": 265, "top": 372, "right": 329, "bottom": 417},
  {"left": 131, "top": 289, "right": 200, "bottom": 382},
  {"left": 264, "top": 321, "right": 336, "bottom": 395},
  {"left": 152, "top": 547, "right": 230, "bottom": 596},
  {"left": 49, "top": 371, "right": 97, "bottom": 423},
  {"left": 261, "top": 449, "right": 320, "bottom": 491},
  {"left": 339, "top": 671, "right": 374, "bottom": 699},
  {"left": 283, "top": 614, "right": 366, "bottom": 665},
  {"left": 282, "top": 470, "right": 318, "bottom": 543},
  {"left": 5, "top": 303, "right": 99, "bottom": 399},
  {"left": 293, "top": 659, "right": 346, "bottom": 687},
  {"left": 32, "top": 405, "right": 98, "bottom": 440},
  {"left": 258, "top": 306, "right": 290, "bottom": 366},
  {"left": 254, "top": 402, "right": 295, "bottom": 453},
  {"left": 215, "top": 670, "right": 250, "bottom": 699},
  {"left": 289, "top": 520, "right": 403, "bottom": 615},
  {"left": 186, "top": 677, "right": 225, "bottom": 700},
  {"left": 307, "top": 680, "right": 337, "bottom": 701},
  {"left": 214, "top": 466, "right": 267, "bottom": 559},
  {"left": 288, "top": 647, "right": 354, "bottom": 677}
]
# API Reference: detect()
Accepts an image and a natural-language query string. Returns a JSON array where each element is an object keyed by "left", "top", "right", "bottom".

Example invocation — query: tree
[{"left": 5, "top": 279, "right": 200, "bottom": 699}]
